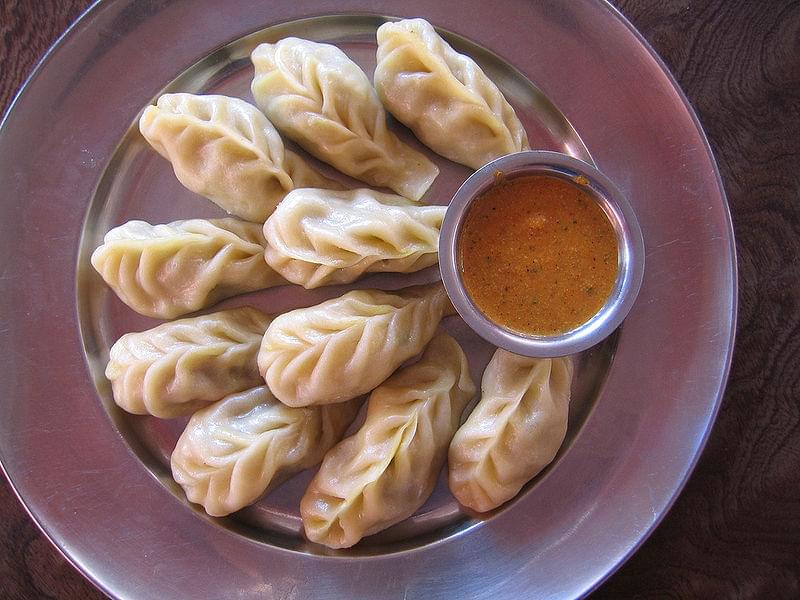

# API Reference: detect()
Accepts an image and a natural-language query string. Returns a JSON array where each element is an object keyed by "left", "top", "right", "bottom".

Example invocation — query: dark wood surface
[{"left": 1, "top": 0, "right": 798, "bottom": 597}]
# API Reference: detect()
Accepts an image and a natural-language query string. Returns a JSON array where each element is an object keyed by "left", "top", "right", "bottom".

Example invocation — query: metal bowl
[{"left": 439, "top": 151, "right": 645, "bottom": 357}]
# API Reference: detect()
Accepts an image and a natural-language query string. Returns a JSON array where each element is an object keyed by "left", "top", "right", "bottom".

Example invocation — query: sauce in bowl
[{"left": 458, "top": 174, "right": 618, "bottom": 336}]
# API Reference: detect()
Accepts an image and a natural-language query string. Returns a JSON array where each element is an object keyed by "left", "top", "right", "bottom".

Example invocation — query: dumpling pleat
[
  {"left": 448, "top": 351, "right": 574, "bottom": 512},
  {"left": 257, "top": 282, "right": 454, "bottom": 407},
  {"left": 91, "top": 218, "right": 284, "bottom": 318},
  {"left": 171, "top": 386, "right": 361, "bottom": 516},
  {"left": 375, "top": 18, "right": 529, "bottom": 169},
  {"left": 251, "top": 38, "right": 439, "bottom": 200},
  {"left": 300, "top": 332, "right": 476, "bottom": 548},
  {"left": 105, "top": 307, "right": 272, "bottom": 418},
  {"left": 263, "top": 188, "right": 444, "bottom": 289}
]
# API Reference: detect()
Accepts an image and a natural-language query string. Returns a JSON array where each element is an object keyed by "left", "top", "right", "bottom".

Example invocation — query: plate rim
[{"left": 582, "top": 2, "right": 737, "bottom": 593}]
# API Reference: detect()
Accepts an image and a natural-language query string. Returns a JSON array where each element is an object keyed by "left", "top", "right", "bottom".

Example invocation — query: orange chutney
[{"left": 458, "top": 174, "right": 619, "bottom": 336}]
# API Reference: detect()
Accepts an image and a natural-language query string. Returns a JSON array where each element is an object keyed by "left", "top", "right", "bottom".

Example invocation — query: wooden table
[{"left": 1, "top": 0, "right": 798, "bottom": 597}]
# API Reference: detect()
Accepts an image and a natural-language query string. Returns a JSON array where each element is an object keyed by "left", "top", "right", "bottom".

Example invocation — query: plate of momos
[
  {"left": 83, "top": 15, "right": 615, "bottom": 555},
  {"left": 0, "top": 0, "right": 737, "bottom": 597}
]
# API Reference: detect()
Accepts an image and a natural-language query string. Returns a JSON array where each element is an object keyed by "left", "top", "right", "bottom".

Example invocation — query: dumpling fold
[
  {"left": 171, "top": 386, "right": 361, "bottom": 517},
  {"left": 263, "top": 188, "right": 445, "bottom": 288},
  {"left": 106, "top": 307, "right": 271, "bottom": 418},
  {"left": 448, "top": 350, "right": 573, "bottom": 512},
  {"left": 258, "top": 282, "right": 454, "bottom": 407},
  {"left": 91, "top": 218, "right": 284, "bottom": 319},
  {"left": 375, "top": 18, "right": 529, "bottom": 169},
  {"left": 301, "top": 332, "right": 476, "bottom": 548},
  {"left": 251, "top": 38, "right": 439, "bottom": 200},
  {"left": 139, "top": 93, "right": 338, "bottom": 222}
]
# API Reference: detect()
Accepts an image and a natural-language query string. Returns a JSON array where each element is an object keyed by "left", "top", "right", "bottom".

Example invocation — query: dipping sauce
[{"left": 458, "top": 174, "right": 618, "bottom": 336}]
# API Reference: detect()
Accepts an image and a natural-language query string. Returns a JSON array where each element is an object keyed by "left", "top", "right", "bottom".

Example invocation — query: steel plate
[{"left": 0, "top": 1, "right": 735, "bottom": 598}]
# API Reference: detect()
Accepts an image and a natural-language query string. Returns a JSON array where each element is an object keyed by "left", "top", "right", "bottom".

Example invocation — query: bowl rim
[{"left": 439, "top": 150, "right": 645, "bottom": 357}]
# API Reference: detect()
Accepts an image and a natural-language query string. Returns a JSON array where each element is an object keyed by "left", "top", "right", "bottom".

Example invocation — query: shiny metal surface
[
  {"left": 440, "top": 151, "right": 645, "bottom": 357},
  {"left": 0, "top": 1, "right": 735, "bottom": 599}
]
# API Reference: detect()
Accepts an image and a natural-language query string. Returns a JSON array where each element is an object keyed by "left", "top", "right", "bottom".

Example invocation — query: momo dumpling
[
  {"left": 301, "top": 332, "right": 475, "bottom": 548},
  {"left": 263, "top": 188, "right": 445, "bottom": 288},
  {"left": 448, "top": 351, "right": 573, "bottom": 512},
  {"left": 139, "top": 93, "right": 338, "bottom": 222},
  {"left": 375, "top": 19, "right": 529, "bottom": 169},
  {"left": 171, "top": 386, "right": 361, "bottom": 517},
  {"left": 251, "top": 38, "right": 439, "bottom": 200},
  {"left": 106, "top": 307, "right": 271, "bottom": 418},
  {"left": 91, "top": 218, "right": 285, "bottom": 319},
  {"left": 258, "top": 282, "right": 454, "bottom": 407}
]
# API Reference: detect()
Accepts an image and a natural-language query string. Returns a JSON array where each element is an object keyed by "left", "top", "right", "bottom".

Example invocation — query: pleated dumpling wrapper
[
  {"left": 448, "top": 350, "right": 574, "bottom": 512},
  {"left": 91, "top": 218, "right": 284, "bottom": 319},
  {"left": 301, "top": 331, "right": 476, "bottom": 548},
  {"left": 251, "top": 38, "right": 439, "bottom": 200},
  {"left": 139, "top": 93, "right": 339, "bottom": 222},
  {"left": 258, "top": 282, "right": 454, "bottom": 407},
  {"left": 106, "top": 307, "right": 271, "bottom": 418},
  {"left": 263, "top": 188, "right": 445, "bottom": 289},
  {"left": 171, "top": 386, "right": 362, "bottom": 517},
  {"left": 375, "top": 18, "right": 529, "bottom": 169}
]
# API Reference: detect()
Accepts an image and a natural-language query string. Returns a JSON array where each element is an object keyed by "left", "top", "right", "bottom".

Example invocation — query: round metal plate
[{"left": 0, "top": 1, "right": 735, "bottom": 599}]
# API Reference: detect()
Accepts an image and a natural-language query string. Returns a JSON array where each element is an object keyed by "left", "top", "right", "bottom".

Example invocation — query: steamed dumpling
[
  {"left": 375, "top": 18, "right": 529, "bottom": 169},
  {"left": 263, "top": 188, "right": 445, "bottom": 288},
  {"left": 171, "top": 386, "right": 361, "bottom": 517},
  {"left": 258, "top": 282, "right": 454, "bottom": 407},
  {"left": 106, "top": 307, "right": 271, "bottom": 418},
  {"left": 448, "top": 350, "right": 573, "bottom": 512},
  {"left": 251, "top": 38, "right": 439, "bottom": 200},
  {"left": 301, "top": 332, "right": 476, "bottom": 548},
  {"left": 139, "top": 93, "right": 339, "bottom": 222},
  {"left": 91, "top": 218, "right": 284, "bottom": 319}
]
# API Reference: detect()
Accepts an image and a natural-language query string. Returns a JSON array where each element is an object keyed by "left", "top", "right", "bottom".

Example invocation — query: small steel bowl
[{"left": 439, "top": 150, "right": 645, "bottom": 357}]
